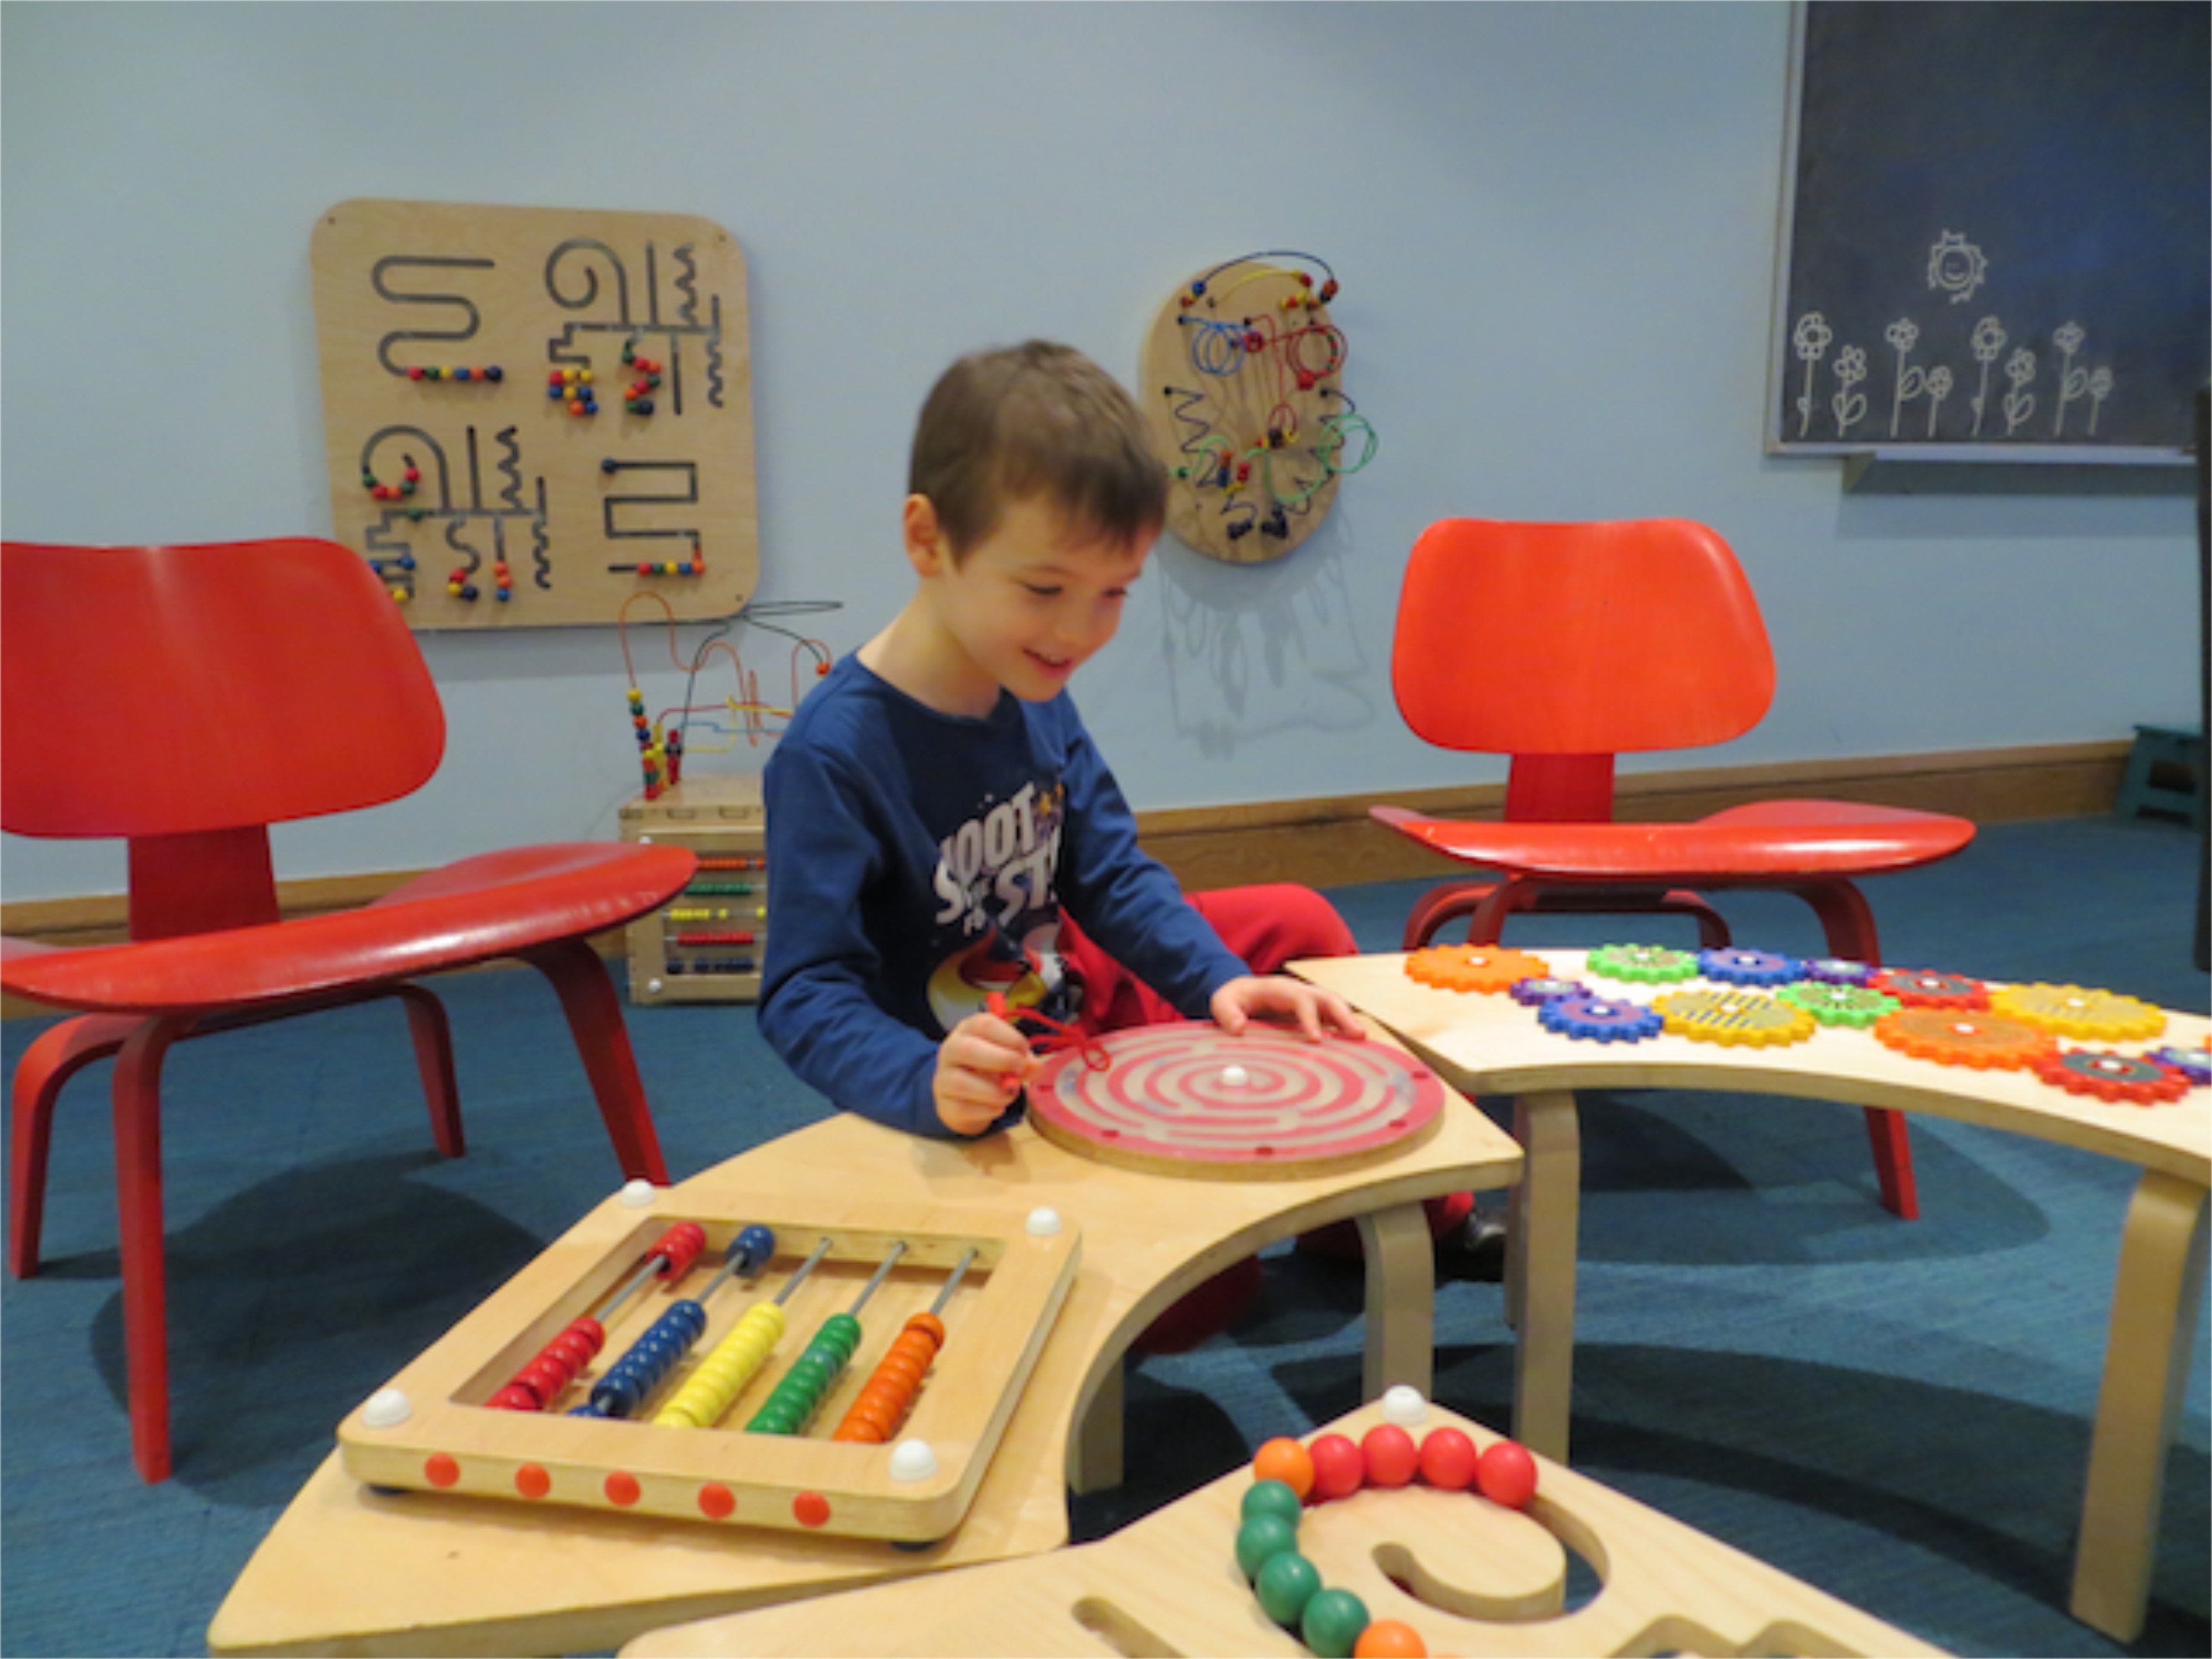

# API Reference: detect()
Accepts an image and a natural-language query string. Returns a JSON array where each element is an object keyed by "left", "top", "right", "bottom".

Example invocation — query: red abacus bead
[
  {"left": 424, "top": 1453, "right": 460, "bottom": 1488},
  {"left": 549, "top": 370, "right": 566, "bottom": 387},
  {"left": 515, "top": 1355, "right": 572, "bottom": 1403},
  {"left": 1360, "top": 1423, "right": 1420, "bottom": 1489},
  {"left": 656, "top": 1221, "right": 707, "bottom": 1277},
  {"left": 1417, "top": 1427, "right": 1479, "bottom": 1491},
  {"left": 604, "top": 1471, "right": 641, "bottom": 1506},
  {"left": 486, "top": 1384, "right": 540, "bottom": 1411},
  {"left": 1307, "top": 1432, "right": 1364, "bottom": 1501},
  {"left": 1477, "top": 1440, "right": 1538, "bottom": 1509}
]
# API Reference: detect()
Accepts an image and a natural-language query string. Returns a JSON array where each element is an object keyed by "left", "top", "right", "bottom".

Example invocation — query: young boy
[{"left": 759, "top": 340, "right": 1365, "bottom": 1144}]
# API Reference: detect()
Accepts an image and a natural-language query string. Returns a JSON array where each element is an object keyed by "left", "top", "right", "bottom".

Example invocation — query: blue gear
[
  {"left": 1696, "top": 948, "right": 1800, "bottom": 987},
  {"left": 1540, "top": 994, "right": 1662, "bottom": 1044}
]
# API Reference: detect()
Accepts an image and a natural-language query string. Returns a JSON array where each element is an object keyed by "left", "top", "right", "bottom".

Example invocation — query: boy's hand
[
  {"left": 1209, "top": 975, "right": 1366, "bottom": 1042},
  {"left": 935, "top": 1010, "right": 1038, "bottom": 1136}
]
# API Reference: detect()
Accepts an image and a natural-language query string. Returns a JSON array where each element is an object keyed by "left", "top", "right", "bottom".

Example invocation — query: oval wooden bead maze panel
[
  {"left": 337, "top": 1189, "right": 1078, "bottom": 1542},
  {"left": 1025, "top": 1025, "right": 1445, "bottom": 1179}
]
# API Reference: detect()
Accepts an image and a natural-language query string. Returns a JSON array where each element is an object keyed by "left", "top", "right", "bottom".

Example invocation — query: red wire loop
[{"left": 987, "top": 992, "right": 1112, "bottom": 1072}]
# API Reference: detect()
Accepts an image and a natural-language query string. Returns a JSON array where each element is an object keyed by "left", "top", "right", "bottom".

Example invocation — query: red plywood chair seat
[
  {"left": 1, "top": 537, "right": 698, "bottom": 1484},
  {"left": 1375, "top": 518, "right": 1980, "bottom": 1223}
]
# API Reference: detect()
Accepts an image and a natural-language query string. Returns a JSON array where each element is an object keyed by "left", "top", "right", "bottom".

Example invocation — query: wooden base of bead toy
[
  {"left": 620, "top": 774, "right": 768, "bottom": 1006},
  {"left": 1292, "top": 949, "right": 2209, "bottom": 1644},
  {"left": 622, "top": 1397, "right": 1944, "bottom": 1657},
  {"left": 337, "top": 1187, "right": 1078, "bottom": 1542}
]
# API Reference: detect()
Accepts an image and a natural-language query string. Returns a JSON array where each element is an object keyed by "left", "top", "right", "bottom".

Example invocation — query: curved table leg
[
  {"left": 1510, "top": 1091, "right": 1581, "bottom": 1465},
  {"left": 2069, "top": 1168, "right": 2209, "bottom": 1642},
  {"left": 1357, "top": 1201, "right": 1435, "bottom": 1399}
]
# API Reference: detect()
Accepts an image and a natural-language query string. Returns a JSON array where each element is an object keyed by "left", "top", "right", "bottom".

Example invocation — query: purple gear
[
  {"left": 1509, "top": 976, "right": 1588, "bottom": 1008},
  {"left": 1540, "top": 994, "right": 1663, "bottom": 1044},
  {"left": 1802, "top": 957, "right": 1874, "bottom": 985},
  {"left": 2146, "top": 1045, "right": 2211, "bottom": 1086},
  {"left": 1695, "top": 948, "right": 1800, "bottom": 987}
]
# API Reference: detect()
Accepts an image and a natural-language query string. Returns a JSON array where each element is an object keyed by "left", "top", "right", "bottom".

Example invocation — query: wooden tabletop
[
  {"left": 1291, "top": 951, "right": 2210, "bottom": 1186},
  {"left": 208, "top": 1028, "right": 1525, "bottom": 1657},
  {"left": 622, "top": 1395, "right": 1947, "bottom": 1658}
]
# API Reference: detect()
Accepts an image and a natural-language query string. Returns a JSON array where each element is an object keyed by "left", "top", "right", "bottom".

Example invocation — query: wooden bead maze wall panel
[
  {"left": 620, "top": 774, "right": 768, "bottom": 1005},
  {"left": 311, "top": 199, "right": 759, "bottom": 629},
  {"left": 336, "top": 1188, "right": 1081, "bottom": 1543}
]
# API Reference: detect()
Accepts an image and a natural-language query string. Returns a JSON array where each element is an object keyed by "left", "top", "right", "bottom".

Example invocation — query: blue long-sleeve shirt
[{"left": 759, "top": 656, "right": 1249, "bottom": 1138}]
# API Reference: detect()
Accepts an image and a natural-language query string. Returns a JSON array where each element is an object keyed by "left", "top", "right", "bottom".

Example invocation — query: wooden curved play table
[
  {"left": 1290, "top": 950, "right": 2210, "bottom": 1645},
  {"left": 207, "top": 1019, "right": 1546, "bottom": 1657},
  {"left": 622, "top": 1397, "right": 1946, "bottom": 1657}
]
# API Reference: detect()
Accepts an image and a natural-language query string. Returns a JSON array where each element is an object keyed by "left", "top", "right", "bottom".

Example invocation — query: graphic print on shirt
[{"left": 923, "top": 780, "right": 1079, "bottom": 1030}]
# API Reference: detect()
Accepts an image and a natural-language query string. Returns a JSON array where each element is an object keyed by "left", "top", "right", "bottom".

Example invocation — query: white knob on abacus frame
[
  {"left": 619, "top": 1179, "right": 660, "bottom": 1208},
  {"left": 362, "top": 1388, "right": 413, "bottom": 1428},
  {"left": 889, "top": 1439, "right": 940, "bottom": 1482},
  {"left": 1026, "top": 1207, "right": 1062, "bottom": 1238}
]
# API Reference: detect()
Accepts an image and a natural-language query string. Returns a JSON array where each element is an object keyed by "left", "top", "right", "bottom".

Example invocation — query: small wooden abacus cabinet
[
  {"left": 337, "top": 1186, "right": 1080, "bottom": 1542},
  {"left": 620, "top": 773, "right": 768, "bottom": 1004}
]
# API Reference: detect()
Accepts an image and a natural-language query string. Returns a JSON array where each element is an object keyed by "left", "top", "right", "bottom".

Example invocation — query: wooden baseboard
[{"left": 0, "top": 740, "right": 2130, "bottom": 1020}]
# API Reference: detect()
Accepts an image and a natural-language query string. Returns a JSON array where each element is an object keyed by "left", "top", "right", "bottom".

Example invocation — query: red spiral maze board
[
  {"left": 337, "top": 1189, "right": 1078, "bottom": 1542},
  {"left": 310, "top": 198, "right": 759, "bottom": 629},
  {"left": 1025, "top": 1024, "right": 1446, "bottom": 1179}
]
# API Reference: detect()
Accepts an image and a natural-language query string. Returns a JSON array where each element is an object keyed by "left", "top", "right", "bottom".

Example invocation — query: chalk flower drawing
[
  {"left": 1924, "top": 365, "right": 1953, "bottom": 436},
  {"left": 2086, "top": 366, "right": 2114, "bottom": 436},
  {"left": 2051, "top": 322, "right": 2089, "bottom": 437},
  {"left": 1927, "top": 231, "right": 1989, "bottom": 305},
  {"left": 1969, "top": 316, "right": 2008, "bottom": 436},
  {"left": 1792, "top": 313, "right": 1833, "bottom": 436},
  {"left": 2002, "top": 347, "right": 2037, "bottom": 436},
  {"left": 1885, "top": 318, "right": 1926, "bottom": 438},
  {"left": 1833, "top": 345, "right": 1868, "bottom": 437}
]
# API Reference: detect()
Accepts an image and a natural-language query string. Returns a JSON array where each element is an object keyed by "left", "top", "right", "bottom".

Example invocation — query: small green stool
[{"left": 2114, "top": 724, "right": 2207, "bottom": 829}]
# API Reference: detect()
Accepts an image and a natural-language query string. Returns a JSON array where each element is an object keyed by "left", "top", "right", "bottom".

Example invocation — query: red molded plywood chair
[
  {"left": 1373, "top": 519, "right": 1978, "bottom": 1220},
  {"left": 1, "top": 538, "right": 698, "bottom": 1481}
]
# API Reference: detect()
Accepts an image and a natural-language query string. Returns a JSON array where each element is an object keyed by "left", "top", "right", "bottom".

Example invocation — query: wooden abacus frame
[
  {"left": 621, "top": 774, "right": 768, "bottom": 1005},
  {"left": 337, "top": 1187, "right": 1079, "bottom": 1542}
]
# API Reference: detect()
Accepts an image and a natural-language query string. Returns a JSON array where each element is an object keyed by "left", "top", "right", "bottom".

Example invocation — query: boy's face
[{"left": 907, "top": 492, "right": 1152, "bottom": 707}]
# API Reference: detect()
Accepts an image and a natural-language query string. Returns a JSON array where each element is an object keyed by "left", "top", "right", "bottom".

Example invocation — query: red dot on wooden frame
[
  {"left": 605, "top": 1471, "right": 642, "bottom": 1507},
  {"left": 792, "top": 1491, "right": 831, "bottom": 1527},
  {"left": 424, "top": 1453, "right": 460, "bottom": 1488},
  {"left": 698, "top": 1483, "right": 736, "bottom": 1520},
  {"left": 515, "top": 1464, "right": 552, "bottom": 1500}
]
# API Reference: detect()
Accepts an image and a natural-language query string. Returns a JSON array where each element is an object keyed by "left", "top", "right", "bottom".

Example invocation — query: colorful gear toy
[
  {"left": 1652, "top": 989, "right": 1815, "bottom": 1048},
  {"left": 1988, "top": 983, "right": 2167, "bottom": 1042},
  {"left": 1585, "top": 944, "right": 1699, "bottom": 985},
  {"left": 1508, "top": 976, "right": 1588, "bottom": 1008},
  {"left": 1539, "top": 993, "right": 1663, "bottom": 1044},
  {"left": 1695, "top": 948, "right": 1801, "bottom": 987},
  {"left": 1802, "top": 958, "right": 1874, "bottom": 985},
  {"left": 2145, "top": 1044, "right": 2210, "bottom": 1086},
  {"left": 1873, "top": 1008, "right": 2054, "bottom": 1071},
  {"left": 1404, "top": 944, "right": 1552, "bottom": 994},
  {"left": 1869, "top": 969, "right": 1990, "bottom": 1011},
  {"left": 2031, "top": 1049, "right": 2192, "bottom": 1105},
  {"left": 1777, "top": 980, "right": 1900, "bottom": 1029}
]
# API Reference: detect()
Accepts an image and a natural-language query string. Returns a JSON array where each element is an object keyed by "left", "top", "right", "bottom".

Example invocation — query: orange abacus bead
[{"left": 1251, "top": 1436, "right": 1315, "bottom": 1499}]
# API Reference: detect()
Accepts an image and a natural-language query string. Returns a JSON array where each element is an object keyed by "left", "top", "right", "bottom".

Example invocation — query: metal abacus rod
[{"left": 650, "top": 1235, "right": 835, "bottom": 1429}]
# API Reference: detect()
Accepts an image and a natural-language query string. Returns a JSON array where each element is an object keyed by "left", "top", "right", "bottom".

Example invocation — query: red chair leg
[
  {"left": 391, "top": 985, "right": 463, "bottom": 1159},
  {"left": 113, "top": 1016, "right": 189, "bottom": 1483},
  {"left": 1402, "top": 879, "right": 1503, "bottom": 949},
  {"left": 526, "top": 940, "right": 670, "bottom": 1185},
  {"left": 9, "top": 1013, "right": 147, "bottom": 1280},
  {"left": 1786, "top": 878, "right": 1918, "bottom": 1220}
]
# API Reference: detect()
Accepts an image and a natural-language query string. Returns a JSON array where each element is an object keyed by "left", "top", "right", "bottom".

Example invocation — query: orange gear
[
  {"left": 2031, "top": 1049, "right": 2192, "bottom": 1105},
  {"left": 1404, "top": 945, "right": 1552, "bottom": 994},
  {"left": 1870, "top": 969, "right": 1990, "bottom": 1010},
  {"left": 1990, "top": 983, "right": 2166, "bottom": 1042},
  {"left": 1874, "top": 1008, "right": 2054, "bottom": 1071},
  {"left": 1653, "top": 989, "right": 1816, "bottom": 1048}
]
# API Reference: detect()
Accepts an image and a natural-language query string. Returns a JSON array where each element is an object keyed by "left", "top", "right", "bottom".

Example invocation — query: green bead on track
[
  {"left": 1254, "top": 1550, "right": 1321, "bottom": 1626},
  {"left": 1234, "top": 1514, "right": 1298, "bottom": 1583},
  {"left": 1240, "top": 1479, "right": 1305, "bottom": 1529},
  {"left": 1300, "top": 1587, "right": 1371, "bottom": 1658}
]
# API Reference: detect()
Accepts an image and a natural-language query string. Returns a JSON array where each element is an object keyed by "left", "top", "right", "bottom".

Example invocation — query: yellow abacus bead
[{"left": 653, "top": 1303, "right": 785, "bottom": 1428}]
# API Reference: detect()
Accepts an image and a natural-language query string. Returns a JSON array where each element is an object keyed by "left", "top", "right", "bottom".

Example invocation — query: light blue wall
[{"left": 2, "top": 2, "right": 2198, "bottom": 904}]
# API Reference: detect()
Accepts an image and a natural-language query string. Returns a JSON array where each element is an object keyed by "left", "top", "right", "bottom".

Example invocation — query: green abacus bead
[
  {"left": 819, "top": 1313, "right": 863, "bottom": 1350},
  {"left": 1254, "top": 1551, "right": 1321, "bottom": 1626},
  {"left": 1234, "top": 1514, "right": 1298, "bottom": 1582},
  {"left": 1300, "top": 1588, "right": 1370, "bottom": 1658},
  {"left": 1241, "top": 1479, "right": 1305, "bottom": 1529}
]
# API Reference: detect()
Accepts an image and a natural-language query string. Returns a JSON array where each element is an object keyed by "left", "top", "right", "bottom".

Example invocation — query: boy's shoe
[{"left": 1433, "top": 1205, "right": 1509, "bottom": 1283}]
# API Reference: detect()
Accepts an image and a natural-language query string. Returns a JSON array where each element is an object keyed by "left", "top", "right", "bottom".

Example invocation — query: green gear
[
  {"left": 1587, "top": 944, "right": 1698, "bottom": 984},
  {"left": 1777, "top": 981, "right": 1899, "bottom": 1028}
]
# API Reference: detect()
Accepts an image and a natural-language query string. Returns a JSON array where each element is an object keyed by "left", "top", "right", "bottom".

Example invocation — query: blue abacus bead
[
  {"left": 567, "top": 1399, "right": 609, "bottom": 1418},
  {"left": 733, "top": 1224, "right": 775, "bottom": 1274},
  {"left": 454, "top": 367, "right": 472, "bottom": 382},
  {"left": 495, "top": 587, "right": 511, "bottom": 602},
  {"left": 591, "top": 1373, "right": 642, "bottom": 1417}
]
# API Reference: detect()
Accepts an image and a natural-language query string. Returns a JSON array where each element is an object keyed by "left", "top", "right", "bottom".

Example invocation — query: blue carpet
[{"left": 2, "top": 816, "right": 2206, "bottom": 1656}]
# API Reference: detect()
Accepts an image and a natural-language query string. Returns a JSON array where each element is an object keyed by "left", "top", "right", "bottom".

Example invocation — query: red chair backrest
[
  {"left": 2, "top": 539, "right": 446, "bottom": 841},
  {"left": 1391, "top": 518, "right": 1777, "bottom": 757}
]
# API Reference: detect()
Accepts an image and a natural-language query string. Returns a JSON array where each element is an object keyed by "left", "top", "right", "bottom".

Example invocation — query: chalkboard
[{"left": 1768, "top": 1, "right": 2209, "bottom": 456}]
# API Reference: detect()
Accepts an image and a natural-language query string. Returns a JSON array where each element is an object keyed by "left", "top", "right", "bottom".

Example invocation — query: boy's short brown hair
[{"left": 910, "top": 341, "right": 1166, "bottom": 557}]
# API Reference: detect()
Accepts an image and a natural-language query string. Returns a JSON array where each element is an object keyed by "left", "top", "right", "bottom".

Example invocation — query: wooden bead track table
[
  {"left": 1290, "top": 949, "right": 2210, "bottom": 1644},
  {"left": 623, "top": 1397, "right": 1945, "bottom": 1659},
  {"left": 208, "top": 1020, "right": 1548, "bottom": 1657}
]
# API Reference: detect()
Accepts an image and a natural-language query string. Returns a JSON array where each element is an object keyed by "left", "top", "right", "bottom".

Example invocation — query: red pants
[{"left": 1062, "top": 885, "right": 1471, "bottom": 1353}]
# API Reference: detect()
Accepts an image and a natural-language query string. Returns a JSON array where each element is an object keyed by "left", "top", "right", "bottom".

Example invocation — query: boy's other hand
[
  {"left": 1209, "top": 975, "right": 1366, "bottom": 1042},
  {"left": 935, "top": 1010, "right": 1038, "bottom": 1135}
]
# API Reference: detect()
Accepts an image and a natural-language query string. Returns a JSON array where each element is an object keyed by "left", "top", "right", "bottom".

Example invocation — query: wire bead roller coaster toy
[{"left": 337, "top": 1188, "right": 1079, "bottom": 1540}]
